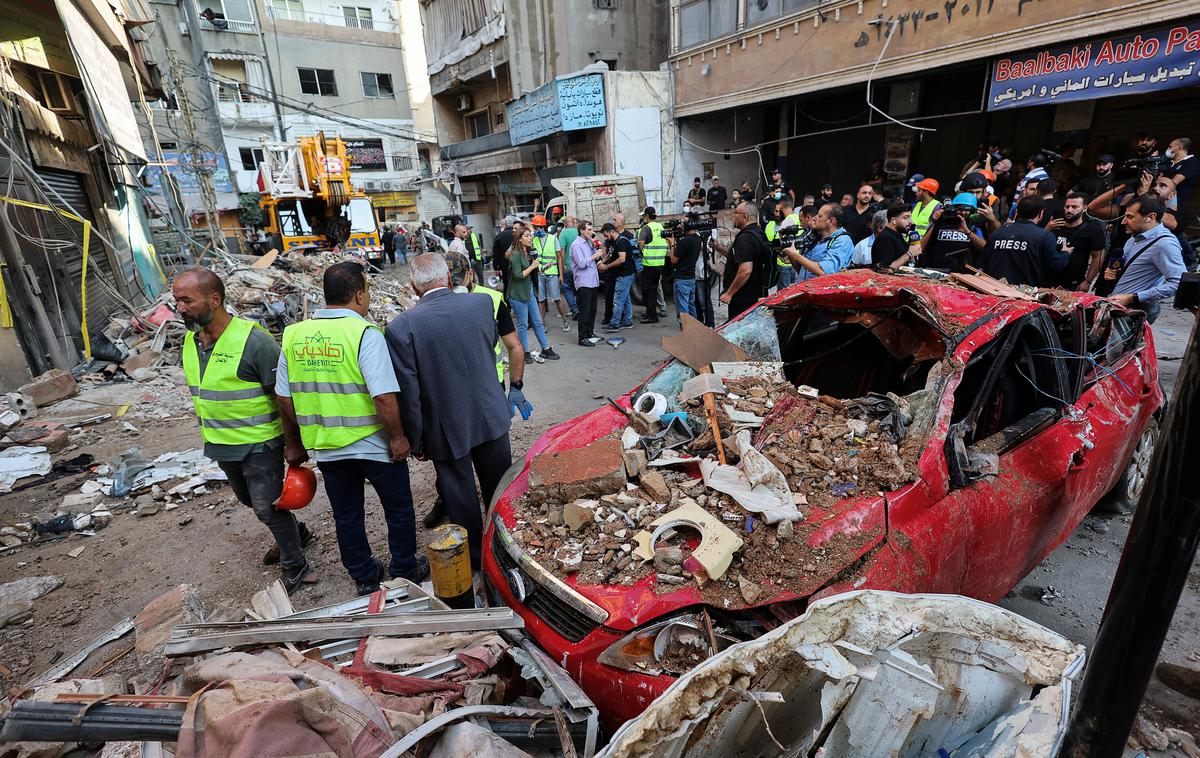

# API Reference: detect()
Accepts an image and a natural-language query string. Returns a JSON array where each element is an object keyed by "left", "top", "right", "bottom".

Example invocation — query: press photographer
[
  {"left": 920, "top": 193, "right": 987, "bottom": 272},
  {"left": 777, "top": 202, "right": 854, "bottom": 282}
]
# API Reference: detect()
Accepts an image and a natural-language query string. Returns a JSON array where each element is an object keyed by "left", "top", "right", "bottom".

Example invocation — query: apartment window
[
  {"left": 466, "top": 110, "right": 490, "bottom": 139},
  {"left": 391, "top": 154, "right": 414, "bottom": 171},
  {"left": 298, "top": 67, "right": 337, "bottom": 96},
  {"left": 680, "top": 0, "right": 736, "bottom": 48},
  {"left": 36, "top": 71, "right": 74, "bottom": 111},
  {"left": 594, "top": 0, "right": 618, "bottom": 8},
  {"left": 211, "top": 59, "right": 255, "bottom": 102},
  {"left": 343, "top": 6, "right": 373, "bottom": 29},
  {"left": 360, "top": 72, "right": 394, "bottom": 98},
  {"left": 267, "top": 0, "right": 303, "bottom": 20},
  {"left": 239, "top": 147, "right": 265, "bottom": 171},
  {"left": 199, "top": 0, "right": 256, "bottom": 31},
  {"left": 746, "top": 0, "right": 819, "bottom": 26}
]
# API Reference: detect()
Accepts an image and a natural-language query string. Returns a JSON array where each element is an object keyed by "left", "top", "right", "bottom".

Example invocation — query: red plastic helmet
[
  {"left": 277, "top": 466, "right": 316, "bottom": 510},
  {"left": 531, "top": 214, "right": 548, "bottom": 227}
]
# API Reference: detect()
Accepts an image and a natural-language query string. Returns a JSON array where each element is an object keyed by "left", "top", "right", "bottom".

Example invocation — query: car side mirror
[{"left": 946, "top": 422, "right": 1000, "bottom": 488}]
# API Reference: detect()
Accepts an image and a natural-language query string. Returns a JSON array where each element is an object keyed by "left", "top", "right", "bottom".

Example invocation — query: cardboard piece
[{"left": 661, "top": 314, "right": 750, "bottom": 372}]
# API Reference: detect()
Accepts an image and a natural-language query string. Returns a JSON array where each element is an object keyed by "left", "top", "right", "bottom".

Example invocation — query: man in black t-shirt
[
  {"left": 687, "top": 177, "right": 707, "bottom": 206},
  {"left": 1166, "top": 137, "right": 1198, "bottom": 209},
  {"left": 842, "top": 184, "right": 878, "bottom": 244},
  {"left": 871, "top": 202, "right": 916, "bottom": 269},
  {"left": 706, "top": 176, "right": 727, "bottom": 211},
  {"left": 714, "top": 201, "right": 771, "bottom": 321},
  {"left": 670, "top": 228, "right": 702, "bottom": 325},
  {"left": 1048, "top": 192, "right": 1106, "bottom": 291},
  {"left": 1037, "top": 179, "right": 1064, "bottom": 229},
  {"left": 600, "top": 223, "right": 637, "bottom": 331}
]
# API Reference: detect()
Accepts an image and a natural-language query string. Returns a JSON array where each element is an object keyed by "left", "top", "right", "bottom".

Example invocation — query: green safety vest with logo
[
  {"left": 182, "top": 317, "right": 283, "bottom": 446},
  {"left": 912, "top": 199, "right": 941, "bottom": 238},
  {"left": 280, "top": 316, "right": 383, "bottom": 450},
  {"left": 469, "top": 232, "right": 483, "bottom": 260},
  {"left": 475, "top": 285, "right": 506, "bottom": 383},
  {"left": 642, "top": 221, "right": 668, "bottom": 268},
  {"left": 533, "top": 234, "right": 559, "bottom": 275},
  {"left": 766, "top": 213, "right": 801, "bottom": 267}
]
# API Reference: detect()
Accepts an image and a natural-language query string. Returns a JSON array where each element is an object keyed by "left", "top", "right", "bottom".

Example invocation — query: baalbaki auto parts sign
[{"left": 988, "top": 20, "right": 1200, "bottom": 110}]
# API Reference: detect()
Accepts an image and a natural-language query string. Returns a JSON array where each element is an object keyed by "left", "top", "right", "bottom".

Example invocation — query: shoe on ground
[
  {"left": 578, "top": 339, "right": 594, "bottom": 347},
  {"left": 620, "top": 323, "right": 635, "bottom": 330},
  {"left": 531, "top": 350, "right": 546, "bottom": 363},
  {"left": 423, "top": 497, "right": 447, "bottom": 529},
  {"left": 561, "top": 321, "right": 571, "bottom": 332},
  {"left": 355, "top": 560, "right": 386, "bottom": 597},
  {"left": 281, "top": 559, "right": 317, "bottom": 595},
  {"left": 603, "top": 324, "right": 621, "bottom": 333},
  {"left": 541, "top": 347, "right": 560, "bottom": 360},
  {"left": 392, "top": 555, "right": 430, "bottom": 584},
  {"left": 640, "top": 318, "right": 659, "bottom": 324},
  {"left": 263, "top": 522, "right": 314, "bottom": 565},
  {"left": 524, "top": 353, "right": 535, "bottom": 364}
]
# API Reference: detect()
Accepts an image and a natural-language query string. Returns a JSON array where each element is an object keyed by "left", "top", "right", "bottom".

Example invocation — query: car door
[{"left": 936, "top": 311, "right": 1086, "bottom": 602}]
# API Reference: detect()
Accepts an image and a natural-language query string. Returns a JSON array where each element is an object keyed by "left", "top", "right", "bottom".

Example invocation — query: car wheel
[{"left": 1095, "top": 419, "right": 1159, "bottom": 514}]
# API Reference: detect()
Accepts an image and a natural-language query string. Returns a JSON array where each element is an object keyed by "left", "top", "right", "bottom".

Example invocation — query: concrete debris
[
  {"left": 1165, "top": 727, "right": 1200, "bottom": 758},
  {"left": 528, "top": 438, "right": 626, "bottom": 504},
  {"left": 104, "top": 447, "right": 227, "bottom": 497},
  {"left": 638, "top": 469, "right": 671, "bottom": 504},
  {"left": 598, "top": 591, "right": 1085, "bottom": 758},
  {"left": 0, "top": 575, "right": 63, "bottom": 626},
  {"left": 18, "top": 369, "right": 77, "bottom": 408},
  {"left": 0, "top": 446, "right": 52, "bottom": 492},
  {"left": 1133, "top": 715, "right": 1170, "bottom": 751},
  {"left": 133, "top": 584, "right": 205, "bottom": 679}
]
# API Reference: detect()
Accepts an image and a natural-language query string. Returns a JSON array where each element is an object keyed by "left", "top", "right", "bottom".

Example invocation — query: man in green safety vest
[
  {"left": 531, "top": 215, "right": 570, "bottom": 332},
  {"left": 911, "top": 177, "right": 942, "bottom": 239},
  {"left": 276, "top": 261, "right": 428, "bottom": 597},
  {"left": 466, "top": 226, "right": 485, "bottom": 281},
  {"left": 765, "top": 197, "right": 802, "bottom": 291},
  {"left": 174, "top": 268, "right": 316, "bottom": 594},
  {"left": 637, "top": 206, "right": 671, "bottom": 323}
]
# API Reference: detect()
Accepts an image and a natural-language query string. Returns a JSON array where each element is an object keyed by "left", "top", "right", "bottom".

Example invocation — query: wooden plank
[
  {"left": 250, "top": 249, "right": 279, "bottom": 269},
  {"left": 661, "top": 313, "right": 750, "bottom": 372}
]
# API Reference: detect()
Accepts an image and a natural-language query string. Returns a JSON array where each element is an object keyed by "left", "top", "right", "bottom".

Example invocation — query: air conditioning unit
[
  {"left": 179, "top": 22, "right": 190, "bottom": 36},
  {"left": 361, "top": 180, "right": 379, "bottom": 191},
  {"left": 456, "top": 94, "right": 473, "bottom": 112}
]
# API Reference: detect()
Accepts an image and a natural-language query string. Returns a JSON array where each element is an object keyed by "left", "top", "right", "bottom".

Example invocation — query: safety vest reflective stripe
[
  {"left": 475, "top": 285, "right": 505, "bottom": 383},
  {"left": 642, "top": 221, "right": 668, "bottom": 267},
  {"left": 912, "top": 200, "right": 940, "bottom": 236},
  {"left": 533, "top": 236, "right": 558, "bottom": 275},
  {"left": 182, "top": 318, "right": 283, "bottom": 446},
  {"left": 281, "top": 316, "right": 383, "bottom": 450}
]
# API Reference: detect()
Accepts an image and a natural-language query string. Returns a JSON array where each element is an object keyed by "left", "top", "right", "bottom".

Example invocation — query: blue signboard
[
  {"left": 988, "top": 21, "right": 1200, "bottom": 111},
  {"left": 145, "top": 151, "right": 234, "bottom": 195},
  {"left": 507, "top": 74, "right": 606, "bottom": 145}
]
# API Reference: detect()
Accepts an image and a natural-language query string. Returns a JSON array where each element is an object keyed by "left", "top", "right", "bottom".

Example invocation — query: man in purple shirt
[{"left": 569, "top": 220, "right": 603, "bottom": 346}]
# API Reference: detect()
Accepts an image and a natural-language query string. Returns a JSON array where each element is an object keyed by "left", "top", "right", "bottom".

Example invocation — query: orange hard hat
[
  {"left": 531, "top": 214, "right": 547, "bottom": 227},
  {"left": 980, "top": 169, "right": 997, "bottom": 182},
  {"left": 277, "top": 466, "right": 317, "bottom": 510}
]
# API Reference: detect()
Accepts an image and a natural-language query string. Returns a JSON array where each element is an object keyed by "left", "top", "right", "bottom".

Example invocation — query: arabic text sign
[
  {"left": 147, "top": 152, "right": 234, "bottom": 195},
  {"left": 507, "top": 74, "right": 606, "bottom": 145},
  {"left": 988, "top": 22, "right": 1200, "bottom": 110}
]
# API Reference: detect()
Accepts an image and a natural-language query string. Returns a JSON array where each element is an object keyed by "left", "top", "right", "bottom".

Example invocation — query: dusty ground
[{"left": 0, "top": 279, "right": 1196, "bottom": 749}]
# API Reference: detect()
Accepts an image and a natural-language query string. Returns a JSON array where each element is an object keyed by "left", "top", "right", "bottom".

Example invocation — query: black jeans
[
  {"left": 383, "top": 246, "right": 396, "bottom": 265},
  {"left": 432, "top": 433, "right": 512, "bottom": 570},
  {"left": 641, "top": 266, "right": 662, "bottom": 321},
  {"left": 218, "top": 445, "right": 304, "bottom": 572},
  {"left": 694, "top": 276, "right": 715, "bottom": 327},
  {"left": 316, "top": 458, "right": 418, "bottom": 583},
  {"left": 576, "top": 285, "right": 598, "bottom": 341},
  {"left": 601, "top": 274, "right": 616, "bottom": 326}
]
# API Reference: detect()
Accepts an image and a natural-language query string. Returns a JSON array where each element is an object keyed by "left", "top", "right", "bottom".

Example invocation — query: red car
[{"left": 482, "top": 269, "right": 1162, "bottom": 728}]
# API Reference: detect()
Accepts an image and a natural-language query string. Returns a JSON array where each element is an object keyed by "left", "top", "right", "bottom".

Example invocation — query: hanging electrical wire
[{"left": 864, "top": 21, "right": 936, "bottom": 133}]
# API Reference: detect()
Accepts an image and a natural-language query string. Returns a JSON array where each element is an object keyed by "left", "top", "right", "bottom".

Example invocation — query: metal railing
[
  {"left": 199, "top": 17, "right": 257, "bottom": 33},
  {"left": 441, "top": 130, "right": 513, "bottom": 160},
  {"left": 264, "top": 5, "right": 399, "bottom": 32}
]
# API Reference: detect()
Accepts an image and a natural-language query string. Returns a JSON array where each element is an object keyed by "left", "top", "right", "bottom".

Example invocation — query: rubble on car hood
[{"left": 598, "top": 591, "right": 1086, "bottom": 758}]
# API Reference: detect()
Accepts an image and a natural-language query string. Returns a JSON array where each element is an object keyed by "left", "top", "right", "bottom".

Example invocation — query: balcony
[
  {"left": 441, "top": 130, "right": 513, "bottom": 160},
  {"left": 264, "top": 6, "right": 399, "bottom": 33},
  {"left": 199, "top": 17, "right": 257, "bottom": 33}
]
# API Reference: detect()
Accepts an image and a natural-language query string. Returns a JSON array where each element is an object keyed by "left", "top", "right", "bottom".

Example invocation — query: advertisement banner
[
  {"left": 988, "top": 21, "right": 1200, "bottom": 110},
  {"left": 146, "top": 152, "right": 234, "bottom": 195},
  {"left": 345, "top": 138, "right": 387, "bottom": 170},
  {"left": 507, "top": 73, "right": 606, "bottom": 145}
]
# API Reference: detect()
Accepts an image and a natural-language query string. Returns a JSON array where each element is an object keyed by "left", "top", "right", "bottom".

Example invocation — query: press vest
[
  {"left": 533, "top": 235, "right": 559, "bottom": 275},
  {"left": 280, "top": 316, "right": 382, "bottom": 450},
  {"left": 475, "top": 285, "right": 506, "bottom": 383},
  {"left": 912, "top": 199, "right": 941, "bottom": 237},
  {"left": 642, "top": 221, "right": 668, "bottom": 267},
  {"left": 182, "top": 318, "right": 283, "bottom": 446},
  {"left": 767, "top": 213, "right": 801, "bottom": 267}
]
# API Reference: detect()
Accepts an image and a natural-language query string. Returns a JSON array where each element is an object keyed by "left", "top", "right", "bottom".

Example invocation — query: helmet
[
  {"left": 915, "top": 178, "right": 940, "bottom": 194},
  {"left": 949, "top": 192, "right": 979, "bottom": 212},
  {"left": 531, "top": 214, "right": 547, "bottom": 227},
  {"left": 277, "top": 466, "right": 317, "bottom": 510}
]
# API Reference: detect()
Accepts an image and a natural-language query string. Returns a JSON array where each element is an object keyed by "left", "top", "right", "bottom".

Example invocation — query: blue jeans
[
  {"left": 776, "top": 265, "right": 797, "bottom": 291},
  {"left": 317, "top": 458, "right": 418, "bottom": 583},
  {"left": 562, "top": 270, "right": 578, "bottom": 314},
  {"left": 673, "top": 276, "right": 697, "bottom": 326},
  {"left": 609, "top": 274, "right": 635, "bottom": 327},
  {"left": 511, "top": 297, "right": 549, "bottom": 351}
]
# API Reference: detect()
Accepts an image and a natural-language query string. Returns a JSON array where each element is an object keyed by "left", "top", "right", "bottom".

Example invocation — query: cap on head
[
  {"left": 642, "top": 206, "right": 656, "bottom": 217},
  {"left": 915, "top": 178, "right": 940, "bottom": 194},
  {"left": 960, "top": 172, "right": 988, "bottom": 191},
  {"left": 710, "top": 175, "right": 719, "bottom": 181},
  {"left": 906, "top": 173, "right": 925, "bottom": 187},
  {"left": 444, "top": 251, "right": 472, "bottom": 285},
  {"left": 1097, "top": 154, "right": 1114, "bottom": 164}
]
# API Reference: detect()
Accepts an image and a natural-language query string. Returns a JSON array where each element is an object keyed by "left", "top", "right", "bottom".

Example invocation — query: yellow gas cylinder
[{"left": 427, "top": 524, "right": 474, "bottom": 609}]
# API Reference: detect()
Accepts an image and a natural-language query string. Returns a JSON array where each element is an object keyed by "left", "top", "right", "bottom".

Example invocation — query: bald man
[{"left": 174, "top": 268, "right": 316, "bottom": 594}]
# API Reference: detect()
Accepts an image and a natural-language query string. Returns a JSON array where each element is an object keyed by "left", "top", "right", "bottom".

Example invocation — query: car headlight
[{"left": 596, "top": 613, "right": 736, "bottom": 676}]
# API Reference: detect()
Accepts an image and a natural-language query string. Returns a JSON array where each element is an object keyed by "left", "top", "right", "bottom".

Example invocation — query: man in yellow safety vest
[
  {"left": 276, "top": 261, "right": 428, "bottom": 596},
  {"left": 637, "top": 206, "right": 671, "bottom": 323},
  {"left": 175, "top": 268, "right": 316, "bottom": 594},
  {"left": 911, "top": 177, "right": 942, "bottom": 238}
]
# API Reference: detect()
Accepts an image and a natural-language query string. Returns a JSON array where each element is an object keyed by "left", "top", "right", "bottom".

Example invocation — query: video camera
[
  {"left": 661, "top": 212, "right": 717, "bottom": 239},
  {"left": 1115, "top": 154, "right": 1172, "bottom": 186},
  {"left": 769, "top": 225, "right": 817, "bottom": 255}
]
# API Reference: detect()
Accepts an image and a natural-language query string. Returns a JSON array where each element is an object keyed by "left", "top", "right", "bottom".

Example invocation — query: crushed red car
[{"left": 481, "top": 269, "right": 1162, "bottom": 728}]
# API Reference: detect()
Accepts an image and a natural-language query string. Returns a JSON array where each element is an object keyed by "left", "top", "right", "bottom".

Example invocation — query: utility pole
[{"left": 166, "top": 47, "right": 226, "bottom": 258}]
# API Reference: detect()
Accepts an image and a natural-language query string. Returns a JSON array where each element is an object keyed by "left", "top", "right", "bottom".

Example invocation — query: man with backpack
[{"left": 715, "top": 200, "right": 774, "bottom": 321}]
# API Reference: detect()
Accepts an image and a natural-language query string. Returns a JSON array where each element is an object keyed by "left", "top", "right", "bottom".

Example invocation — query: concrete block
[
  {"left": 18, "top": 370, "right": 76, "bottom": 408},
  {"left": 528, "top": 439, "right": 626, "bottom": 504},
  {"left": 639, "top": 469, "right": 671, "bottom": 504},
  {"left": 133, "top": 584, "right": 204, "bottom": 678}
]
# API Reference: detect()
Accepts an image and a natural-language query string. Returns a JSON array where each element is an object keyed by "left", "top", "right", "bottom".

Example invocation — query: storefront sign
[
  {"left": 345, "top": 138, "right": 387, "bottom": 170},
  {"left": 506, "top": 74, "right": 607, "bottom": 145},
  {"left": 147, "top": 152, "right": 234, "bottom": 195},
  {"left": 988, "top": 21, "right": 1200, "bottom": 110},
  {"left": 369, "top": 191, "right": 416, "bottom": 207}
]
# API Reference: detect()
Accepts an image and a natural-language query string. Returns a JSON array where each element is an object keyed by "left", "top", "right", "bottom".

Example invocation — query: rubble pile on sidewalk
[
  {"left": 509, "top": 363, "right": 932, "bottom": 600},
  {"left": 1, "top": 581, "right": 599, "bottom": 757},
  {"left": 90, "top": 251, "right": 415, "bottom": 384}
]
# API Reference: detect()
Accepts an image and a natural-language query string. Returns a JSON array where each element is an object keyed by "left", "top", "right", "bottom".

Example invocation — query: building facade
[
  {"left": 0, "top": 0, "right": 164, "bottom": 388},
  {"left": 420, "top": 0, "right": 673, "bottom": 239},
  {"left": 667, "top": 0, "right": 1200, "bottom": 216},
  {"left": 135, "top": 0, "right": 438, "bottom": 250}
]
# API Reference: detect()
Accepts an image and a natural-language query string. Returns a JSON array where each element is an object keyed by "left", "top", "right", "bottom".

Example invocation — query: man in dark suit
[{"left": 385, "top": 253, "right": 525, "bottom": 568}]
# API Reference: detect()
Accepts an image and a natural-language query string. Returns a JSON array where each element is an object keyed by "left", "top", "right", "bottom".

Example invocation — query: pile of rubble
[
  {"left": 0, "top": 581, "right": 599, "bottom": 756},
  {"left": 92, "top": 250, "right": 415, "bottom": 384},
  {"left": 508, "top": 364, "right": 931, "bottom": 604}
]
